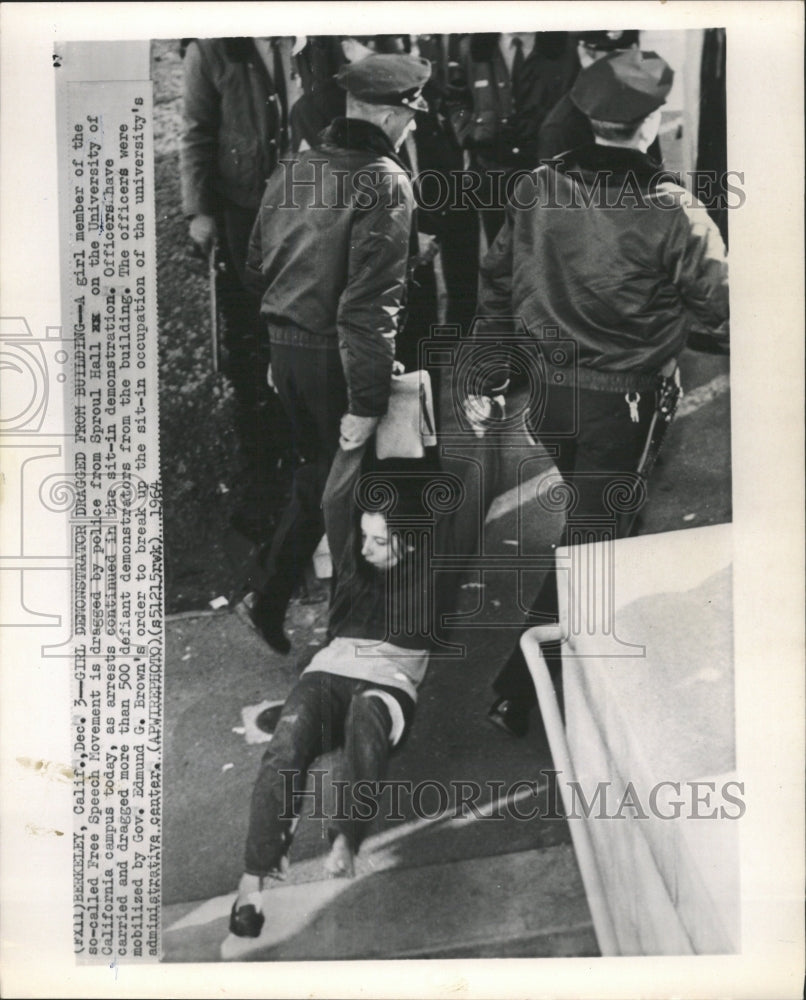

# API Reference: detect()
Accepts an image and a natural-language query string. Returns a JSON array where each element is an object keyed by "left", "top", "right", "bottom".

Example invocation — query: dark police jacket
[
  {"left": 448, "top": 33, "right": 577, "bottom": 172},
  {"left": 180, "top": 37, "right": 295, "bottom": 216},
  {"left": 478, "top": 144, "right": 729, "bottom": 387},
  {"left": 246, "top": 118, "right": 415, "bottom": 418}
]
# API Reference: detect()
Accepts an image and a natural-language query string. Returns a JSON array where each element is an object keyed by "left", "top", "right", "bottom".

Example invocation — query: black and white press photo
[
  {"left": 154, "top": 23, "right": 737, "bottom": 962},
  {"left": 0, "top": 3, "right": 803, "bottom": 998}
]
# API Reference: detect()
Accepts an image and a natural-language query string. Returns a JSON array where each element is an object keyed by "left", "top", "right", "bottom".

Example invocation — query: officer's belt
[
  {"left": 546, "top": 363, "right": 663, "bottom": 394},
  {"left": 266, "top": 324, "right": 337, "bottom": 350}
]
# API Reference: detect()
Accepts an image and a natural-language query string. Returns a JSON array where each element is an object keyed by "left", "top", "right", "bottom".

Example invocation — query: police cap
[
  {"left": 576, "top": 29, "right": 640, "bottom": 52},
  {"left": 570, "top": 49, "right": 674, "bottom": 123},
  {"left": 336, "top": 53, "right": 431, "bottom": 112}
]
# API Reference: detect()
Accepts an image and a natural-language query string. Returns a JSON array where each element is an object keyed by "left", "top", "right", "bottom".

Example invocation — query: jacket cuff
[
  {"left": 347, "top": 383, "right": 391, "bottom": 418},
  {"left": 348, "top": 400, "right": 388, "bottom": 419}
]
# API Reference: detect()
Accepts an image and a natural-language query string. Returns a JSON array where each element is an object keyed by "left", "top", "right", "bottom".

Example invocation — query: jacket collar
[
  {"left": 552, "top": 142, "right": 672, "bottom": 189},
  {"left": 317, "top": 116, "right": 419, "bottom": 262},
  {"left": 319, "top": 117, "right": 408, "bottom": 171}
]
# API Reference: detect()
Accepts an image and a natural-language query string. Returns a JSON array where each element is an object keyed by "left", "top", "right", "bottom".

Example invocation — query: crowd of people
[{"left": 177, "top": 30, "right": 729, "bottom": 938}]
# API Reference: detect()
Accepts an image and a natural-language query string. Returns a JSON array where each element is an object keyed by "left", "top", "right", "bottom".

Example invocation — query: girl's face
[{"left": 360, "top": 512, "right": 401, "bottom": 570}]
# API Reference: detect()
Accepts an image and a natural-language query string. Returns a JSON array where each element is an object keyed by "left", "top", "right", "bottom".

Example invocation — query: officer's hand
[
  {"left": 416, "top": 233, "right": 439, "bottom": 266},
  {"left": 463, "top": 394, "right": 505, "bottom": 438},
  {"left": 189, "top": 214, "right": 217, "bottom": 256},
  {"left": 339, "top": 413, "right": 378, "bottom": 451}
]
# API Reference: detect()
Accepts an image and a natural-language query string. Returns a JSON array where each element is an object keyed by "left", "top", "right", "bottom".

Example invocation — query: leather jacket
[
  {"left": 180, "top": 37, "right": 298, "bottom": 216},
  {"left": 448, "top": 34, "right": 577, "bottom": 172},
  {"left": 246, "top": 118, "right": 416, "bottom": 418},
  {"left": 478, "top": 144, "right": 729, "bottom": 383}
]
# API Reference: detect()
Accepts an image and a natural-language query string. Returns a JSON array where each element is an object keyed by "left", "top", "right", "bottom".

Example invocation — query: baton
[
  {"left": 208, "top": 242, "right": 221, "bottom": 374},
  {"left": 636, "top": 367, "right": 682, "bottom": 480}
]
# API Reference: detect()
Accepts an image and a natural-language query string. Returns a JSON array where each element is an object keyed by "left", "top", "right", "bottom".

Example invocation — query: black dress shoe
[
  {"left": 487, "top": 697, "right": 529, "bottom": 738},
  {"left": 229, "top": 900, "right": 265, "bottom": 938},
  {"left": 255, "top": 702, "right": 285, "bottom": 736},
  {"left": 236, "top": 592, "right": 291, "bottom": 655}
]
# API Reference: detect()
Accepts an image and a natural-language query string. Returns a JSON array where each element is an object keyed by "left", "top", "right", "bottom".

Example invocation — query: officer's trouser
[
  {"left": 256, "top": 336, "right": 347, "bottom": 616},
  {"left": 493, "top": 382, "right": 655, "bottom": 712},
  {"left": 216, "top": 202, "right": 288, "bottom": 478}
]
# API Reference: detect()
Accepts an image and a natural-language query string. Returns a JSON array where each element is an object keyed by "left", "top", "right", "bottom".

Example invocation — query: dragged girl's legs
[
  {"left": 326, "top": 687, "right": 413, "bottom": 877},
  {"left": 232, "top": 673, "right": 346, "bottom": 935}
]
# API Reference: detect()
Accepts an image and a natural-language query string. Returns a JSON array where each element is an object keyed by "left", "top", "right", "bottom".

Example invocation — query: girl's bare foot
[{"left": 235, "top": 872, "right": 263, "bottom": 909}]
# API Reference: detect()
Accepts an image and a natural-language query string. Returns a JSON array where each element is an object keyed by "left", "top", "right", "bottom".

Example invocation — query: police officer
[
  {"left": 181, "top": 37, "right": 300, "bottom": 539},
  {"left": 475, "top": 50, "right": 729, "bottom": 736},
  {"left": 241, "top": 53, "right": 430, "bottom": 653},
  {"left": 537, "top": 30, "right": 642, "bottom": 161},
  {"left": 448, "top": 32, "right": 577, "bottom": 243}
]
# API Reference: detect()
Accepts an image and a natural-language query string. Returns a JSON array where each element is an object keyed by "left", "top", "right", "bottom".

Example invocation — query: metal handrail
[{"left": 520, "top": 625, "right": 621, "bottom": 956}]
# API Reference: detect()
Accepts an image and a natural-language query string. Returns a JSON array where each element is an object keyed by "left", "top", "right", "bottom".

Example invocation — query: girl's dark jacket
[{"left": 322, "top": 440, "right": 522, "bottom": 653}]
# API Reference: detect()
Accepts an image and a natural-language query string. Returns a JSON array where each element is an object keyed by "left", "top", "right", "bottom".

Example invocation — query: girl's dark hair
[
  {"left": 353, "top": 448, "right": 445, "bottom": 574},
  {"left": 352, "top": 464, "right": 433, "bottom": 580}
]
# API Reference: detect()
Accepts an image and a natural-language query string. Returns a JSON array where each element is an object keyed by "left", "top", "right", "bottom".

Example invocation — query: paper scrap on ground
[{"left": 241, "top": 700, "right": 284, "bottom": 744}]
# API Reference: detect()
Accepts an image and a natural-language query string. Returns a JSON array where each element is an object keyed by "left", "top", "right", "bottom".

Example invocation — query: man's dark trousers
[
  {"left": 216, "top": 202, "right": 285, "bottom": 477},
  {"left": 255, "top": 331, "right": 348, "bottom": 617},
  {"left": 492, "top": 381, "right": 654, "bottom": 708}
]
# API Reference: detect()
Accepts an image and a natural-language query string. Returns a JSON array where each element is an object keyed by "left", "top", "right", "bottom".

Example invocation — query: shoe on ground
[
  {"left": 229, "top": 896, "right": 264, "bottom": 938},
  {"left": 228, "top": 864, "right": 288, "bottom": 938},
  {"left": 236, "top": 591, "right": 291, "bottom": 655},
  {"left": 487, "top": 697, "right": 529, "bottom": 738},
  {"left": 240, "top": 699, "right": 286, "bottom": 744}
]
